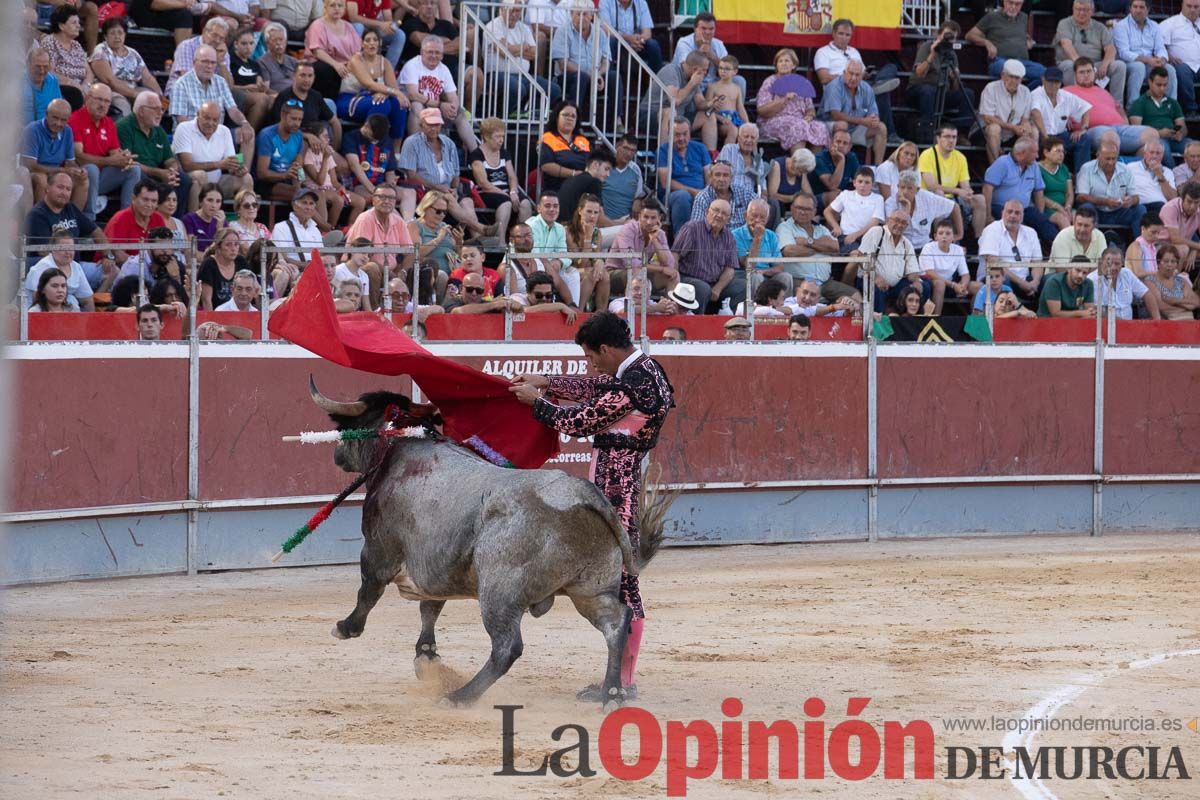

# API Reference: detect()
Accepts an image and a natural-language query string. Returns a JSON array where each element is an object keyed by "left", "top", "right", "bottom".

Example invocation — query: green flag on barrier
[{"left": 873, "top": 315, "right": 993, "bottom": 343}]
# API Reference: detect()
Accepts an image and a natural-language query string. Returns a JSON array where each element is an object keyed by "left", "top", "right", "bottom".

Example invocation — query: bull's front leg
[
  {"left": 414, "top": 599, "right": 445, "bottom": 680},
  {"left": 441, "top": 596, "right": 525, "bottom": 707},
  {"left": 333, "top": 548, "right": 391, "bottom": 640}
]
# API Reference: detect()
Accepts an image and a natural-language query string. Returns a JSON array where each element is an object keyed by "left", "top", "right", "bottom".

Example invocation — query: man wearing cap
[
  {"left": 1055, "top": 0, "right": 1127, "bottom": 108},
  {"left": 399, "top": 106, "right": 492, "bottom": 241},
  {"left": 510, "top": 311, "right": 675, "bottom": 705},
  {"left": 399, "top": 35, "right": 476, "bottom": 150},
  {"left": 1115, "top": 0, "right": 1177, "bottom": 110},
  {"left": 981, "top": 59, "right": 1035, "bottom": 161},
  {"left": 1030, "top": 66, "right": 1092, "bottom": 171},
  {"left": 723, "top": 316, "right": 751, "bottom": 340},
  {"left": 966, "top": 0, "right": 1044, "bottom": 86},
  {"left": 270, "top": 186, "right": 324, "bottom": 282},
  {"left": 607, "top": 271, "right": 687, "bottom": 314}
]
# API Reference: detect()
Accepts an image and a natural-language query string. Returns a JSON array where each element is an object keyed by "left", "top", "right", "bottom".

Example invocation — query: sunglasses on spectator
[
  {"left": 464, "top": 286, "right": 485, "bottom": 294},
  {"left": 1011, "top": 245, "right": 1022, "bottom": 262},
  {"left": 532, "top": 291, "right": 553, "bottom": 300},
  {"left": 430, "top": 206, "right": 447, "bottom": 215},
  {"left": 241, "top": 200, "right": 258, "bottom": 208},
  {"left": 284, "top": 98, "right": 304, "bottom": 108}
]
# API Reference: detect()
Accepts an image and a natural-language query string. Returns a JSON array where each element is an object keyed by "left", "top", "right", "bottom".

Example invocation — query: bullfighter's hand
[
  {"left": 511, "top": 373, "right": 550, "bottom": 389},
  {"left": 508, "top": 382, "right": 542, "bottom": 405}
]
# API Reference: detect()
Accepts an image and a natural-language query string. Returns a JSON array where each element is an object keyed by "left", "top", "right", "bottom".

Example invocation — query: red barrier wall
[
  {"left": 5, "top": 345, "right": 1198, "bottom": 514},
  {"left": 198, "top": 361, "right": 413, "bottom": 501},
  {"left": 876, "top": 358, "right": 1096, "bottom": 478},
  {"left": 1103, "top": 360, "right": 1200, "bottom": 475},
  {"left": 11, "top": 359, "right": 189, "bottom": 511}
]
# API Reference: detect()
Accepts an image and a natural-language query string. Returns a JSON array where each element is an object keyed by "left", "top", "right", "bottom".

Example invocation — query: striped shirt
[
  {"left": 397, "top": 132, "right": 460, "bottom": 188},
  {"left": 169, "top": 72, "right": 237, "bottom": 120},
  {"left": 674, "top": 219, "right": 738, "bottom": 284},
  {"left": 689, "top": 184, "right": 754, "bottom": 228},
  {"left": 165, "top": 36, "right": 231, "bottom": 96}
]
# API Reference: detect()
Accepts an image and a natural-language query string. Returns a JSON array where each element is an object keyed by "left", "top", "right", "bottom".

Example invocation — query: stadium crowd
[{"left": 13, "top": 0, "right": 1200, "bottom": 330}]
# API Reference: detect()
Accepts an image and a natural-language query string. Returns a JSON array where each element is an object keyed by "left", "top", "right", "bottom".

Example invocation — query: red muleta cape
[{"left": 267, "top": 250, "right": 560, "bottom": 469}]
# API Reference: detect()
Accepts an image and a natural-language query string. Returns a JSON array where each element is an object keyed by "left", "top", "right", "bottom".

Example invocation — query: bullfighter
[{"left": 510, "top": 311, "right": 675, "bottom": 701}]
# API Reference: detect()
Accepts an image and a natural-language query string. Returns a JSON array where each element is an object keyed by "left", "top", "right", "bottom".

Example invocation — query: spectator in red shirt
[
  {"left": 104, "top": 180, "right": 167, "bottom": 262},
  {"left": 449, "top": 244, "right": 504, "bottom": 295},
  {"left": 70, "top": 83, "right": 141, "bottom": 219}
]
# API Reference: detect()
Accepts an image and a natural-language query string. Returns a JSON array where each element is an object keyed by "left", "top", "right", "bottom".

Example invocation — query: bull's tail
[
  {"left": 585, "top": 499, "right": 639, "bottom": 577},
  {"left": 634, "top": 462, "right": 677, "bottom": 572}
]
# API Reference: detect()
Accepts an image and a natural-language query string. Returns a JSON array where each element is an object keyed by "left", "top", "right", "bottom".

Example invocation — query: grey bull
[{"left": 309, "top": 379, "right": 672, "bottom": 708}]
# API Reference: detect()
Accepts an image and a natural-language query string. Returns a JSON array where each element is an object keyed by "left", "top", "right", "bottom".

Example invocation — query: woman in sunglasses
[
  {"left": 227, "top": 189, "right": 272, "bottom": 251},
  {"left": 408, "top": 190, "right": 461, "bottom": 299}
]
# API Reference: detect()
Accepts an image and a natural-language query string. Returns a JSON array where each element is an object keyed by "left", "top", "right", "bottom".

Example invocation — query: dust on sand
[{"left": 2, "top": 533, "right": 1198, "bottom": 799}]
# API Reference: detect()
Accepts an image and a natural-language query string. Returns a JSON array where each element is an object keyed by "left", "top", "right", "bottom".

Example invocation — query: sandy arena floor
[{"left": 2, "top": 533, "right": 1199, "bottom": 799}]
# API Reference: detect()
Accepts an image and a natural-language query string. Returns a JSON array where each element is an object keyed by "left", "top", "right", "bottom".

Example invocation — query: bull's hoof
[
  {"left": 413, "top": 653, "right": 441, "bottom": 681},
  {"left": 332, "top": 621, "right": 361, "bottom": 640},
  {"left": 577, "top": 683, "right": 634, "bottom": 704},
  {"left": 440, "top": 689, "right": 474, "bottom": 709}
]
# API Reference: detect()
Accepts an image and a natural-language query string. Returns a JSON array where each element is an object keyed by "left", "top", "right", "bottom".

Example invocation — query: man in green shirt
[
  {"left": 116, "top": 92, "right": 185, "bottom": 203},
  {"left": 1038, "top": 257, "right": 1097, "bottom": 317},
  {"left": 1128, "top": 66, "right": 1187, "bottom": 166}
]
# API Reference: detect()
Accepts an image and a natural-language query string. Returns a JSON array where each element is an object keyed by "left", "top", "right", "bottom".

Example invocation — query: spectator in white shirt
[
  {"left": 847, "top": 209, "right": 926, "bottom": 313},
  {"left": 823, "top": 167, "right": 885, "bottom": 254},
  {"left": 270, "top": 187, "right": 324, "bottom": 292},
  {"left": 981, "top": 59, "right": 1035, "bottom": 162},
  {"left": 1158, "top": 0, "right": 1200, "bottom": 116},
  {"left": 1029, "top": 66, "right": 1092, "bottom": 172},
  {"left": 977, "top": 198, "right": 1045, "bottom": 300},
  {"left": 883, "top": 170, "right": 962, "bottom": 249},
  {"left": 918, "top": 219, "right": 971, "bottom": 313},
  {"left": 1128, "top": 139, "right": 1178, "bottom": 213},
  {"left": 214, "top": 268, "right": 260, "bottom": 311},
  {"left": 172, "top": 101, "right": 253, "bottom": 211},
  {"left": 1089, "top": 245, "right": 1161, "bottom": 318}
]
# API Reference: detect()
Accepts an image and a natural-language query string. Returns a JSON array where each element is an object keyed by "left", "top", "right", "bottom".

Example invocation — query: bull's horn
[{"left": 309, "top": 376, "right": 368, "bottom": 416}]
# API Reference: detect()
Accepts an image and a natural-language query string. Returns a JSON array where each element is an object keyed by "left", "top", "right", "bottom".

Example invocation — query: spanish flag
[{"left": 712, "top": 0, "right": 901, "bottom": 50}]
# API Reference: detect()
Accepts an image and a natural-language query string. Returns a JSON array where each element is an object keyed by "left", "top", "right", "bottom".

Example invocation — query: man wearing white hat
[
  {"left": 607, "top": 276, "right": 698, "bottom": 314},
  {"left": 981, "top": 59, "right": 1035, "bottom": 161}
]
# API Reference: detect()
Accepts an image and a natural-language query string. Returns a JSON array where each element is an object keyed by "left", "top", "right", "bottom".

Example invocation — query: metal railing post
[
  {"left": 189, "top": 238, "right": 199, "bottom": 337},
  {"left": 410, "top": 250, "right": 421, "bottom": 344},
  {"left": 504, "top": 242, "right": 515, "bottom": 342},
  {"left": 18, "top": 237, "right": 29, "bottom": 342},
  {"left": 187, "top": 236, "right": 200, "bottom": 574},
  {"left": 867, "top": 335, "right": 878, "bottom": 543},
  {"left": 1093, "top": 325, "right": 1106, "bottom": 537},
  {"left": 258, "top": 244, "right": 269, "bottom": 340}
]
